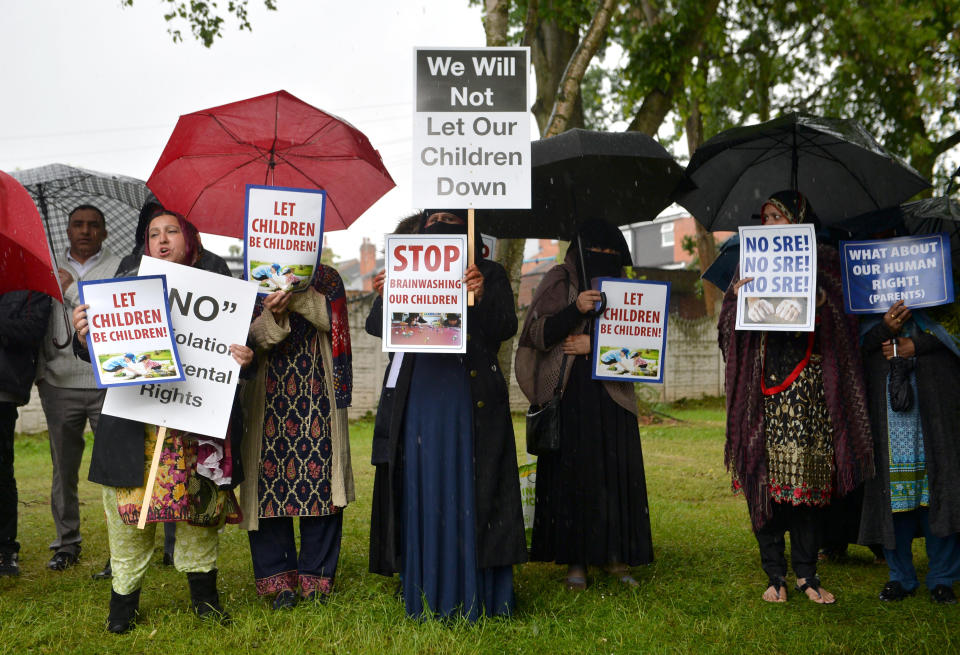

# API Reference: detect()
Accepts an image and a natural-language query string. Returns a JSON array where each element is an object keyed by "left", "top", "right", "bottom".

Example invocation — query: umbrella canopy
[
  {"left": 147, "top": 90, "right": 396, "bottom": 238},
  {"left": 0, "top": 170, "right": 62, "bottom": 302},
  {"left": 10, "top": 163, "right": 150, "bottom": 265},
  {"left": 474, "top": 128, "right": 685, "bottom": 240},
  {"left": 674, "top": 113, "right": 931, "bottom": 231}
]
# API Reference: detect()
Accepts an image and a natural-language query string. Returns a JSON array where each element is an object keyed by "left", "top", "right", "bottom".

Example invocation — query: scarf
[
  {"left": 719, "top": 243, "right": 874, "bottom": 529},
  {"left": 313, "top": 264, "right": 353, "bottom": 409}
]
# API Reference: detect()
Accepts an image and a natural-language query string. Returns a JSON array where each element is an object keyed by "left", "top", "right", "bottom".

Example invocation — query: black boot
[
  {"left": 186, "top": 569, "right": 231, "bottom": 624},
  {"left": 106, "top": 588, "right": 140, "bottom": 634}
]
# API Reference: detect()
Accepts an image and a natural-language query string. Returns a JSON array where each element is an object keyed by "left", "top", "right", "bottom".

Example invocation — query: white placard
[
  {"left": 592, "top": 278, "right": 670, "bottom": 384},
  {"left": 382, "top": 234, "right": 467, "bottom": 354},
  {"left": 101, "top": 257, "right": 259, "bottom": 438},
  {"left": 413, "top": 47, "right": 531, "bottom": 209},
  {"left": 79, "top": 275, "right": 184, "bottom": 388},
  {"left": 736, "top": 224, "right": 817, "bottom": 331},
  {"left": 244, "top": 184, "right": 326, "bottom": 294}
]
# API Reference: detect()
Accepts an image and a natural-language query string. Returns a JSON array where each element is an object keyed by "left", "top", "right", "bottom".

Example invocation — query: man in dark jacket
[{"left": 0, "top": 290, "right": 53, "bottom": 576}]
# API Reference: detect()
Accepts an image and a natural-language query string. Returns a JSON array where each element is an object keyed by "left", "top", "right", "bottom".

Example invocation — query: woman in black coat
[{"left": 366, "top": 210, "right": 526, "bottom": 621}]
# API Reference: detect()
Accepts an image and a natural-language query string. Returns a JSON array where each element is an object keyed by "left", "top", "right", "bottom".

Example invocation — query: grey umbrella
[
  {"left": 10, "top": 163, "right": 149, "bottom": 266},
  {"left": 674, "top": 113, "right": 931, "bottom": 231}
]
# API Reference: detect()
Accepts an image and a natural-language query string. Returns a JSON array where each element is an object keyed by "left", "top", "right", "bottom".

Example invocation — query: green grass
[{"left": 1, "top": 404, "right": 955, "bottom": 654}]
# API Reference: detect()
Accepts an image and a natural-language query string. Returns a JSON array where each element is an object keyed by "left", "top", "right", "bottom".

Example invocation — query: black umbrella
[
  {"left": 836, "top": 165, "right": 960, "bottom": 260},
  {"left": 674, "top": 113, "right": 931, "bottom": 231},
  {"left": 474, "top": 128, "right": 685, "bottom": 240}
]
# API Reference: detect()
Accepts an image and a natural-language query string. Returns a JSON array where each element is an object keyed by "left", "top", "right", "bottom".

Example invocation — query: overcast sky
[{"left": 0, "top": 0, "right": 498, "bottom": 261}]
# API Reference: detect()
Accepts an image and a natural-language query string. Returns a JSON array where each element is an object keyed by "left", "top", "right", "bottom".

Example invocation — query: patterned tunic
[
  {"left": 257, "top": 309, "right": 336, "bottom": 518},
  {"left": 886, "top": 369, "right": 929, "bottom": 511}
]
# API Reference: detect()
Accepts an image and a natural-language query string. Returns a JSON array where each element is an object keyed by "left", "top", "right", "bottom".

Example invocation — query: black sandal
[
  {"left": 765, "top": 575, "right": 788, "bottom": 601},
  {"left": 795, "top": 576, "right": 836, "bottom": 604}
]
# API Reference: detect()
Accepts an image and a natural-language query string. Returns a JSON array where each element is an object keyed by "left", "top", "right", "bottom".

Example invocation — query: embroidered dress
[
  {"left": 886, "top": 369, "right": 929, "bottom": 512},
  {"left": 258, "top": 310, "right": 336, "bottom": 519},
  {"left": 116, "top": 424, "right": 240, "bottom": 527}
]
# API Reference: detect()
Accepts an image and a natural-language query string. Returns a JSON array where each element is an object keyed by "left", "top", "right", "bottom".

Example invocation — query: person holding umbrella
[
  {"left": 858, "top": 296, "right": 960, "bottom": 604},
  {"left": 517, "top": 219, "right": 654, "bottom": 591},
  {"left": 72, "top": 211, "right": 252, "bottom": 633},
  {"left": 366, "top": 209, "right": 526, "bottom": 621},
  {"left": 719, "top": 191, "right": 874, "bottom": 604}
]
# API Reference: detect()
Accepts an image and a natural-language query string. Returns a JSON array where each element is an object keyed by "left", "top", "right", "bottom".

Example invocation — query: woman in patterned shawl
[
  {"left": 858, "top": 286, "right": 960, "bottom": 603},
  {"left": 238, "top": 263, "right": 354, "bottom": 609},
  {"left": 719, "top": 191, "right": 873, "bottom": 604},
  {"left": 73, "top": 211, "right": 253, "bottom": 633}
]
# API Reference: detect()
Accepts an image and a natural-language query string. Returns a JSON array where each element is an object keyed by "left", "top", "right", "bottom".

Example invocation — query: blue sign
[{"left": 840, "top": 233, "right": 953, "bottom": 314}]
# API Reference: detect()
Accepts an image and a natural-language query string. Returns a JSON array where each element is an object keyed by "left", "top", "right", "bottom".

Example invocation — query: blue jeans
[{"left": 884, "top": 508, "right": 960, "bottom": 591}]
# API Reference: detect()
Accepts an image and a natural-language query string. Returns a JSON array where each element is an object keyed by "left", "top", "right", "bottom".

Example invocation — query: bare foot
[
  {"left": 797, "top": 577, "right": 836, "bottom": 604},
  {"left": 762, "top": 583, "right": 787, "bottom": 602}
]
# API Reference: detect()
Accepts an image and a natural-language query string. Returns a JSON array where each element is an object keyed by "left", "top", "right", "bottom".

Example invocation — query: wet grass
[{"left": 0, "top": 406, "right": 955, "bottom": 654}]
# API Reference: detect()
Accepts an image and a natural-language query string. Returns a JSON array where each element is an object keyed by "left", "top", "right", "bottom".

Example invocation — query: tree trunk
[
  {"left": 528, "top": 4, "right": 583, "bottom": 135},
  {"left": 543, "top": 0, "right": 619, "bottom": 137},
  {"left": 686, "top": 102, "right": 720, "bottom": 314},
  {"left": 483, "top": 0, "right": 510, "bottom": 46}
]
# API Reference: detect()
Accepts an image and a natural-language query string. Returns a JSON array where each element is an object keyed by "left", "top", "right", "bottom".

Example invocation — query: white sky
[{"left": 0, "top": 0, "right": 495, "bottom": 262}]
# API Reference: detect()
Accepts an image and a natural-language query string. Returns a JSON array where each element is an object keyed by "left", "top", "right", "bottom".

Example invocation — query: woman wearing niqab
[{"left": 516, "top": 219, "right": 654, "bottom": 590}]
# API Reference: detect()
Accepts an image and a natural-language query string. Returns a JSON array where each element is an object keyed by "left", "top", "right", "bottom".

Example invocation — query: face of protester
[
  {"left": 148, "top": 214, "right": 188, "bottom": 264},
  {"left": 760, "top": 203, "right": 792, "bottom": 226},
  {"left": 424, "top": 212, "right": 465, "bottom": 228},
  {"left": 67, "top": 208, "right": 107, "bottom": 262}
]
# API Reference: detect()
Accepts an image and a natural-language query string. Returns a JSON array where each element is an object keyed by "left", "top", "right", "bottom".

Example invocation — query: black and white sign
[{"left": 413, "top": 47, "right": 530, "bottom": 208}]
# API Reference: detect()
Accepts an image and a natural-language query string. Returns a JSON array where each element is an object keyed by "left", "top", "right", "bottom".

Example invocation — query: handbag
[{"left": 525, "top": 355, "right": 568, "bottom": 455}]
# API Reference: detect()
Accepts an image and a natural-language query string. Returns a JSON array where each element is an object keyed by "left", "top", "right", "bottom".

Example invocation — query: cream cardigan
[{"left": 237, "top": 288, "right": 355, "bottom": 531}]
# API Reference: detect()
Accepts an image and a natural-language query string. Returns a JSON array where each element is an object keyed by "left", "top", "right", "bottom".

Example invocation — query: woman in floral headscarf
[{"left": 719, "top": 190, "right": 874, "bottom": 604}]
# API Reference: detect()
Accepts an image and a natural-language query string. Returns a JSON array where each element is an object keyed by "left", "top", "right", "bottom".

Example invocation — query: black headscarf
[
  {"left": 761, "top": 190, "right": 820, "bottom": 229},
  {"left": 570, "top": 218, "right": 632, "bottom": 281}
]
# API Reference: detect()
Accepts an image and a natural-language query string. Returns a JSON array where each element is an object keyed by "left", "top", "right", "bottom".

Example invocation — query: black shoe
[
  {"left": 186, "top": 569, "right": 231, "bottom": 624},
  {"left": 107, "top": 588, "right": 140, "bottom": 634},
  {"left": 161, "top": 552, "right": 174, "bottom": 566},
  {"left": 47, "top": 549, "right": 80, "bottom": 571},
  {"left": 0, "top": 551, "right": 19, "bottom": 577},
  {"left": 930, "top": 585, "right": 958, "bottom": 605},
  {"left": 272, "top": 589, "right": 298, "bottom": 610},
  {"left": 92, "top": 559, "right": 112, "bottom": 580},
  {"left": 879, "top": 580, "right": 915, "bottom": 601}
]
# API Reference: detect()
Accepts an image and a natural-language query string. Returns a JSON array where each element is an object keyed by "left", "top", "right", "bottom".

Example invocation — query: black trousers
[
  {"left": 0, "top": 403, "right": 18, "bottom": 554},
  {"left": 753, "top": 502, "right": 822, "bottom": 582}
]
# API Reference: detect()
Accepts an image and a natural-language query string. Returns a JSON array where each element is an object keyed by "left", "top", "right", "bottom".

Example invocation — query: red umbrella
[
  {"left": 147, "top": 90, "right": 395, "bottom": 237},
  {"left": 0, "top": 170, "right": 62, "bottom": 302}
]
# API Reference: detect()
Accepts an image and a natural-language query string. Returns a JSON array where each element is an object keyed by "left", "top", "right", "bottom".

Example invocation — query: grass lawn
[{"left": 1, "top": 399, "right": 956, "bottom": 654}]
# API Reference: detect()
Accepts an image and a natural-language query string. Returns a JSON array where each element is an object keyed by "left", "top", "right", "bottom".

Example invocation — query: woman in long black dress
[{"left": 517, "top": 219, "right": 653, "bottom": 590}]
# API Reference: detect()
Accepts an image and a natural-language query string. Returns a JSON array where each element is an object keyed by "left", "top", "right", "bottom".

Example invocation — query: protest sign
[
  {"left": 79, "top": 275, "right": 184, "bottom": 388},
  {"left": 413, "top": 47, "right": 530, "bottom": 209},
  {"left": 480, "top": 233, "right": 498, "bottom": 260},
  {"left": 592, "top": 279, "right": 670, "bottom": 384},
  {"left": 244, "top": 184, "right": 326, "bottom": 294},
  {"left": 840, "top": 233, "right": 953, "bottom": 313},
  {"left": 382, "top": 234, "right": 467, "bottom": 354},
  {"left": 736, "top": 224, "right": 817, "bottom": 331},
  {"left": 101, "top": 257, "right": 258, "bottom": 438}
]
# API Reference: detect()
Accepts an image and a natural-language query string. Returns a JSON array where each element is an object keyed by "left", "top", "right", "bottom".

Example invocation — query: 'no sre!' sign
[
  {"left": 736, "top": 224, "right": 817, "bottom": 332},
  {"left": 382, "top": 234, "right": 467, "bottom": 354}
]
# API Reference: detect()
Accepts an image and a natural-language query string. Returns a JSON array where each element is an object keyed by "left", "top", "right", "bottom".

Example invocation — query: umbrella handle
[{"left": 52, "top": 304, "right": 73, "bottom": 350}]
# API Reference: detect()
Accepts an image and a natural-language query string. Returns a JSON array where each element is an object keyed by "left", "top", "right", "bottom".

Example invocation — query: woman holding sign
[
  {"left": 238, "top": 262, "right": 354, "bottom": 609},
  {"left": 366, "top": 210, "right": 526, "bottom": 621},
  {"left": 517, "top": 219, "right": 653, "bottom": 591},
  {"left": 73, "top": 211, "right": 253, "bottom": 633},
  {"left": 720, "top": 191, "right": 873, "bottom": 604}
]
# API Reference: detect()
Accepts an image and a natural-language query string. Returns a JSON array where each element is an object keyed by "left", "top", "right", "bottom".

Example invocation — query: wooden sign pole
[
  {"left": 137, "top": 426, "right": 167, "bottom": 530},
  {"left": 467, "top": 208, "right": 476, "bottom": 306}
]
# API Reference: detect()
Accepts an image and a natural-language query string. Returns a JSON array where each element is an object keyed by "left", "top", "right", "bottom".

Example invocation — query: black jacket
[
  {"left": 367, "top": 259, "right": 527, "bottom": 574},
  {"left": 0, "top": 291, "right": 52, "bottom": 406}
]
